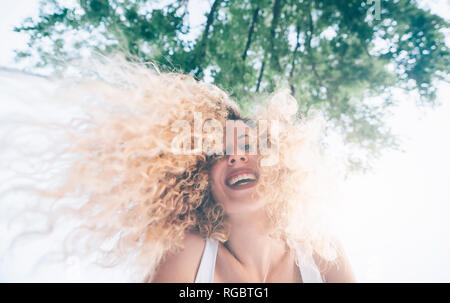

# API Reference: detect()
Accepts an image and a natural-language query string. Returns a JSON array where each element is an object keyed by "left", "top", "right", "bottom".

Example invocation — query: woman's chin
[{"left": 221, "top": 194, "right": 265, "bottom": 215}]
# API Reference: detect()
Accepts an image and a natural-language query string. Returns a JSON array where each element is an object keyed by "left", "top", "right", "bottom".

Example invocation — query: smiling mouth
[{"left": 226, "top": 172, "right": 258, "bottom": 189}]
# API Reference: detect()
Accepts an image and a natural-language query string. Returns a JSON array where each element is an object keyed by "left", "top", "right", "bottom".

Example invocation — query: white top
[{"left": 194, "top": 238, "right": 323, "bottom": 283}]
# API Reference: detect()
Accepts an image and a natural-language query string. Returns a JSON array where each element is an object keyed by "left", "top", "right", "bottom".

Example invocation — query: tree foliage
[{"left": 15, "top": 0, "right": 449, "bottom": 171}]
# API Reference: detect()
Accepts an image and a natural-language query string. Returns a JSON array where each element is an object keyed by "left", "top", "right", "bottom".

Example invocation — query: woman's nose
[{"left": 227, "top": 154, "right": 248, "bottom": 165}]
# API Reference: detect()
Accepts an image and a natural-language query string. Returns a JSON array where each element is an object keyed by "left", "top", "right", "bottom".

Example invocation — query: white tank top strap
[
  {"left": 194, "top": 237, "right": 218, "bottom": 283},
  {"left": 295, "top": 242, "right": 323, "bottom": 283}
]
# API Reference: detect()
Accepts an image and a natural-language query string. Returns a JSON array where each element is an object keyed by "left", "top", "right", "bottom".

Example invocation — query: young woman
[
  {"left": 151, "top": 120, "right": 355, "bottom": 283},
  {"left": 2, "top": 58, "right": 355, "bottom": 282}
]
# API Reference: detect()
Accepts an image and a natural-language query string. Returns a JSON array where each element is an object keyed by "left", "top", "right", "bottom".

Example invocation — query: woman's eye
[
  {"left": 206, "top": 152, "right": 224, "bottom": 162},
  {"left": 239, "top": 144, "right": 250, "bottom": 151}
]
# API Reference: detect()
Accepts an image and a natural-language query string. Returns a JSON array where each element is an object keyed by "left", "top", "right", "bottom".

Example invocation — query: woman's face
[{"left": 209, "top": 120, "right": 263, "bottom": 215}]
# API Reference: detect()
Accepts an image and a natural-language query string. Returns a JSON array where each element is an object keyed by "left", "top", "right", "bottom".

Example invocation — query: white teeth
[{"left": 228, "top": 173, "right": 257, "bottom": 186}]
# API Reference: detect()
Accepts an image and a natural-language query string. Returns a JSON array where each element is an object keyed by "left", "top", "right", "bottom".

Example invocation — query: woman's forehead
[
  {"left": 222, "top": 119, "right": 253, "bottom": 140},
  {"left": 201, "top": 117, "right": 275, "bottom": 158}
]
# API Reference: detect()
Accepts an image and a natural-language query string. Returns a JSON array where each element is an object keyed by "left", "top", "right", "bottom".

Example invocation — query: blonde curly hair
[{"left": 8, "top": 56, "right": 340, "bottom": 282}]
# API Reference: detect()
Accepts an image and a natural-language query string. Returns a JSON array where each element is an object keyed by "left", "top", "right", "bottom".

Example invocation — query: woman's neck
[{"left": 224, "top": 207, "right": 288, "bottom": 281}]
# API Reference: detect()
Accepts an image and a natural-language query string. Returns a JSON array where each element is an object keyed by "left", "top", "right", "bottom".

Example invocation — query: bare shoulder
[
  {"left": 151, "top": 232, "right": 206, "bottom": 283},
  {"left": 312, "top": 239, "right": 356, "bottom": 283}
]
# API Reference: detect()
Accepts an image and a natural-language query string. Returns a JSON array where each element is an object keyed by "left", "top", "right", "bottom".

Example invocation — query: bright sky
[{"left": 0, "top": 0, "right": 449, "bottom": 282}]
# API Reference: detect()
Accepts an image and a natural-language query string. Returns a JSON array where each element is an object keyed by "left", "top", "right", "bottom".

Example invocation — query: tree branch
[
  {"left": 289, "top": 21, "right": 301, "bottom": 95},
  {"left": 194, "top": 0, "right": 222, "bottom": 77},
  {"left": 269, "top": 0, "right": 282, "bottom": 71},
  {"left": 242, "top": 5, "right": 260, "bottom": 61},
  {"left": 306, "top": 8, "right": 323, "bottom": 88},
  {"left": 304, "top": 7, "right": 333, "bottom": 117},
  {"left": 256, "top": 59, "right": 266, "bottom": 92}
]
